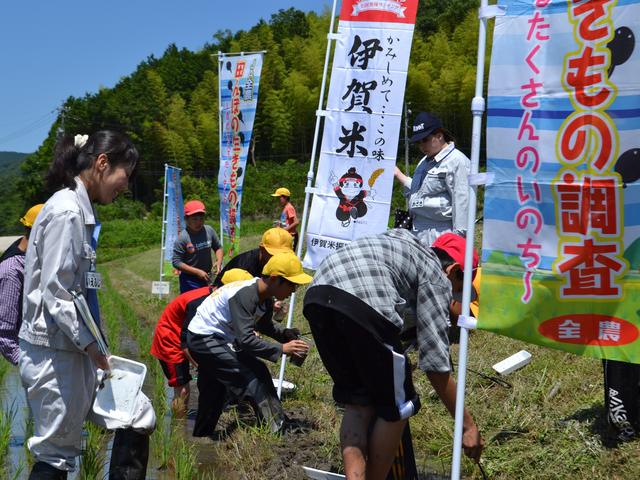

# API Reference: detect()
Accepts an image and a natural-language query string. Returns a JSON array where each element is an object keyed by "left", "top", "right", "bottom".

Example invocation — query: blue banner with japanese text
[
  {"left": 164, "top": 165, "right": 186, "bottom": 263},
  {"left": 218, "top": 53, "right": 263, "bottom": 257}
]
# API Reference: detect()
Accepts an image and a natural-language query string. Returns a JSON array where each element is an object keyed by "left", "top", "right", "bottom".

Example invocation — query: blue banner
[
  {"left": 218, "top": 53, "right": 263, "bottom": 257},
  {"left": 164, "top": 165, "right": 186, "bottom": 263}
]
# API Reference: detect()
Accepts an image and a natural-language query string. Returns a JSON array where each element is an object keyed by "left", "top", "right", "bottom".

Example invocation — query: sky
[{"left": 0, "top": 0, "right": 331, "bottom": 153}]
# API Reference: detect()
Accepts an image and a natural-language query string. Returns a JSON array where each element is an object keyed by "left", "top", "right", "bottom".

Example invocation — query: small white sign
[{"left": 151, "top": 281, "right": 170, "bottom": 295}]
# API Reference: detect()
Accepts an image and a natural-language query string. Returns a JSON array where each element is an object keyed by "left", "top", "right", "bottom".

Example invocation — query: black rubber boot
[
  {"left": 108, "top": 428, "right": 149, "bottom": 480},
  {"left": 28, "top": 461, "right": 68, "bottom": 480}
]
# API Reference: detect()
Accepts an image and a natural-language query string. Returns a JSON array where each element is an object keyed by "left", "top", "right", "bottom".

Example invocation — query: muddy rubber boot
[
  {"left": 28, "top": 461, "right": 68, "bottom": 480},
  {"left": 109, "top": 428, "right": 149, "bottom": 480},
  {"left": 246, "top": 376, "right": 285, "bottom": 433}
]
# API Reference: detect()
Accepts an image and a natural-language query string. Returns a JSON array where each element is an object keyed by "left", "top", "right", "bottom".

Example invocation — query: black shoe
[{"left": 29, "top": 462, "right": 68, "bottom": 480}]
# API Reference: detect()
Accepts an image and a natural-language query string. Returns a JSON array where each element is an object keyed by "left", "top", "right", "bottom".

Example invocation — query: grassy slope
[{"left": 99, "top": 240, "right": 640, "bottom": 479}]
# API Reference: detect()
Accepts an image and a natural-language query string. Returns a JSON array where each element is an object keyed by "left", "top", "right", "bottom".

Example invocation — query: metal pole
[
  {"left": 210, "top": 50, "right": 267, "bottom": 57},
  {"left": 158, "top": 164, "right": 169, "bottom": 298},
  {"left": 276, "top": 0, "right": 340, "bottom": 398},
  {"left": 217, "top": 51, "right": 224, "bottom": 250},
  {"left": 451, "top": 1, "right": 489, "bottom": 478},
  {"left": 404, "top": 101, "right": 411, "bottom": 176}
]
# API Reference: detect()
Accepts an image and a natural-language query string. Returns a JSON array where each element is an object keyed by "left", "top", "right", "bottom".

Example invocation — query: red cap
[
  {"left": 432, "top": 233, "right": 479, "bottom": 277},
  {"left": 184, "top": 200, "right": 206, "bottom": 216}
]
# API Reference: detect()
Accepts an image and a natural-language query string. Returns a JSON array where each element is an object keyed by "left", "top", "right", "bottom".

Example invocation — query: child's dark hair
[
  {"left": 46, "top": 130, "right": 138, "bottom": 191},
  {"left": 432, "top": 246, "right": 464, "bottom": 281}
]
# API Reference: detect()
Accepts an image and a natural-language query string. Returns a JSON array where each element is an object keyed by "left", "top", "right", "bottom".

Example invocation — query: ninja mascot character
[{"left": 334, "top": 167, "right": 368, "bottom": 227}]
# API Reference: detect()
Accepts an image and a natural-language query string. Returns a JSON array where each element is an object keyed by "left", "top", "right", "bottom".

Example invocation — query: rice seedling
[
  {"left": 23, "top": 408, "right": 34, "bottom": 465},
  {"left": 79, "top": 422, "right": 107, "bottom": 480},
  {"left": 173, "top": 437, "right": 198, "bottom": 480},
  {"left": 0, "top": 402, "right": 17, "bottom": 469}
]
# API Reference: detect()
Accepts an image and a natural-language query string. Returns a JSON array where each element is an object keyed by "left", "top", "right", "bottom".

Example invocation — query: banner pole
[
  {"left": 451, "top": 0, "right": 489, "bottom": 478},
  {"left": 158, "top": 164, "right": 169, "bottom": 298},
  {"left": 217, "top": 51, "right": 224, "bottom": 251},
  {"left": 276, "top": 0, "right": 340, "bottom": 398}
]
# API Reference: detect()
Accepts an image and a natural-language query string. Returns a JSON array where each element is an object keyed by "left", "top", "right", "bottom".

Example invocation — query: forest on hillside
[{"left": 7, "top": 0, "right": 485, "bottom": 231}]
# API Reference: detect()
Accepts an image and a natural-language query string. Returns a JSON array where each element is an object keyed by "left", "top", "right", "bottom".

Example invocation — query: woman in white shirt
[
  {"left": 394, "top": 112, "right": 471, "bottom": 246},
  {"left": 19, "top": 131, "right": 155, "bottom": 480}
]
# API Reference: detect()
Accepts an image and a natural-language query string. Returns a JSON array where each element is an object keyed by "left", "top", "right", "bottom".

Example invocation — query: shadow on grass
[{"left": 561, "top": 403, "right": 622, "bottom": 449}]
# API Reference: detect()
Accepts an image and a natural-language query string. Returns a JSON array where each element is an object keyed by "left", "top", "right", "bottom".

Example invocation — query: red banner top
[{"left": 339, "top": 0, "right": 419, "bottom": 24}]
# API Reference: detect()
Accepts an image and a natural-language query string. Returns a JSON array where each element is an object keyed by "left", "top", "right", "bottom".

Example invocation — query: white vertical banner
[{"left": 303, "top": 0, "right": 419, "bottom": 269}]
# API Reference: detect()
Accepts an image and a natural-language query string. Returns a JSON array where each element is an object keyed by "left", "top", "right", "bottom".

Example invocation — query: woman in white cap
[{"left": 394, "top": 112, "right": 470, "bottom": 245}]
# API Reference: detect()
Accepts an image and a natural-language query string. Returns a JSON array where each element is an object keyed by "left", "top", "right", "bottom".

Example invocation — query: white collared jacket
[{"left": 19, "top": 177, "right": 99, "bottom": 352}]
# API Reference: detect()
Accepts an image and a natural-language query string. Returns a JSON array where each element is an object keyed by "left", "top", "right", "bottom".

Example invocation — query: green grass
[
  {"left": 79, "top": 423, "right": 107, "bottom": 480},
  {"left": 0, "top": 403, "right": 17, "bottom": 469},
  {"left": 93, "top": 229, "right": 640, "bottom": 479}
]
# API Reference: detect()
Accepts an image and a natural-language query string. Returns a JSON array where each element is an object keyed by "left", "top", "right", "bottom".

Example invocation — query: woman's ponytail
[
  {"left": 45, "top": 130, "right": 138, "bottom": 191},
  {"left": 46, "top": 136, "right": 84, "bottom": 191}
]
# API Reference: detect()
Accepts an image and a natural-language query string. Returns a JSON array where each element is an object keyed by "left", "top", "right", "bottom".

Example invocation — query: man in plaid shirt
[{"left": 304, "top": 229, "right": 484, "bottom": 479}]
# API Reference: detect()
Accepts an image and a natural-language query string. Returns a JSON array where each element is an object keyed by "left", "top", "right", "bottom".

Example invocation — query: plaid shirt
[
  {"left": 0, "top": 253, "right": 25, "bottom": 365},
  {"left": 311, "top": 228, "right": 452, "bottom": 373}
]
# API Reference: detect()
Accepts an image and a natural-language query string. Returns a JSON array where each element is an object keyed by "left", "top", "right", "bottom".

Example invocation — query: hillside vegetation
[
  {"left": 0, "top": 151, "right": 29, "bottom": 234},
  {"left": 14, "top": 1, "right": 483, "bottom": 215}
]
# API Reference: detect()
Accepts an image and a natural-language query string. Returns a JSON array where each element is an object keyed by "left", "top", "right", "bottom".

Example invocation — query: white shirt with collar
[
  {"left": 19, "top": 177, "right": 99, "bottom": 352},
  {"left": 401, "top": 143, "right": 471, "bottom": 240}
]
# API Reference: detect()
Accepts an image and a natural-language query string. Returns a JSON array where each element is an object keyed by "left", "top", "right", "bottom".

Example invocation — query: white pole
[
  {"left": 276, "top": 0, "right": 340, "bottom": 398},
  {"left": 217, "top": 51, "right": 224, "bottom": 251},
  {"left": 158, "top": 164, "right": 169, "bottom": 298},
  {"left": 451, "top": 0, "right": 489, "bottom": 478}
]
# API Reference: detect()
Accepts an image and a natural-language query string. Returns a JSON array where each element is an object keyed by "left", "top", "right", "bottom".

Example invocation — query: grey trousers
[{"left": 19, "top": 341, "right": 156, "bottom": 472}]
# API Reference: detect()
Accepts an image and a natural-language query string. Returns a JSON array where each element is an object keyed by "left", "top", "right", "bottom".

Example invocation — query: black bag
[{"left": 394, "top": 209, "right": 413, "bottom": 230}]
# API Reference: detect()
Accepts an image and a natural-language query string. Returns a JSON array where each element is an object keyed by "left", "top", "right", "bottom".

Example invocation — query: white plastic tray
[
  {"left": 303, "top": 467, "right": 345, "bottom": 479},
  {"left": 492, "top": 350, "right": 532, "bottom": 375},
  {"left": 272, "top": 378, "right": 296, "bottom": 393},
  {"left": 93, "top": 355, "right": 147, "bottom": 424}
]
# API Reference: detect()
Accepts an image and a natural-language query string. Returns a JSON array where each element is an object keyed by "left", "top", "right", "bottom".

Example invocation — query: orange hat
[
  {"left": 432, "top": 233, "right": 479, "bottom": 277},
  {"left": 184, "top": 200, "right": 206, "bottom": 216}
]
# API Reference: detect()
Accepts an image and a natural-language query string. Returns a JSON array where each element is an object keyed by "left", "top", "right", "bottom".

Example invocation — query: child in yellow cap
[
  {"left": 271, "top": 187, "right": 300, "bottom": 250},
  {"left": 151, "top": 268, "right": 253, "bottom": 416},
  {"left": 0, "top": 204, "right": 43, "bottom": 366},
  {"left": 186, "top": 252, "right": 311, "bottom": 436}
]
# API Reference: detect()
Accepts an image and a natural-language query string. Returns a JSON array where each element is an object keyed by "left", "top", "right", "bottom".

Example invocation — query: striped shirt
[
  {"left": 310, "top": 228, "right": 452, "bottom": 373},
  {"left": 0, "top": 249, "right": 25, "bottom": 365}
]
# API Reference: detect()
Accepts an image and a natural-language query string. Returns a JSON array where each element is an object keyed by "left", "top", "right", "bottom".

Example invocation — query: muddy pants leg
[
  {"left": 190, "top": 349, "right": 227, "bottom": 437},
  {"left": 603, "top": 359, "right": 640, "bottom": 440},
  {"left": 239, "top": 353, "right": 284, "bottom": 433},
  {"left": 202, "top": 345, "right": 284, "bottom": 433}
]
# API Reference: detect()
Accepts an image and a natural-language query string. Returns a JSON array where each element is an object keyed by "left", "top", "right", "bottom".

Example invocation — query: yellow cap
[
  {"left": 262, "top": 252, "right": 313, "bottom": 284},
  {"left": 271, "top": 187, "right": 291, "bottom": 197},
  {"left": 20, "top": 204, "right": 44, "bottom": 228},
  {"left": 221, "top": 268, "right": 253, "bottom": 285},
  {"left": 469, "top": 267, "right": 482, "bottom": 318},
  {"left": 260, "top": 228, "right": 293, "bottom": 255}
]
